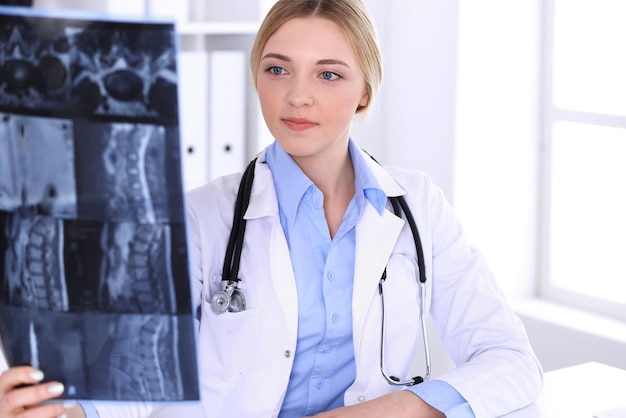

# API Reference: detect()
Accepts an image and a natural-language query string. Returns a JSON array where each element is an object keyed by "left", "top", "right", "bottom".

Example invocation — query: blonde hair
[{"left": 250, "top": 0, "right": 382, "bottom": 114}]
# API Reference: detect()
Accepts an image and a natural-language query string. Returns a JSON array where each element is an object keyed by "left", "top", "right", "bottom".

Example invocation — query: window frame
[{"left": 537, "top": 0, "right": 626, "bottom": 321}]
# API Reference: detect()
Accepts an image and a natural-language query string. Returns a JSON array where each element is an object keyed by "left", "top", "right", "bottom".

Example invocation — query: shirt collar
[
  {"left": 265, "top": 139, "right": 387, "bottom": 224},
  {"left": 265, "top": 141, "right": 314, "bottom": 225},
  {"left": 348, "top": 140, "right": 387, "bottom": 215}
]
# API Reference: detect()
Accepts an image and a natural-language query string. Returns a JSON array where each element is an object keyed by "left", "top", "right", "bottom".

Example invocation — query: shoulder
[
  {"left": 187, "top": 172, "right": 243, "bottom": 211},
  {"left": 382, "top": 165, "right": 446, "bottom": 206},
  {"left": 381, "top": 165, "right": 458, "bottom": 237},
  {"left": 384, "top": 165, "right": 435, "bottom": 189},
  {"left": 185, "top": 158, "right": 278, "bottom": 226}
]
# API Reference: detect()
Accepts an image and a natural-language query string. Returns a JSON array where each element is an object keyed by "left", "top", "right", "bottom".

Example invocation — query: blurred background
[{"left": 5, "top": 0, "right": 625, "bottom": 375}]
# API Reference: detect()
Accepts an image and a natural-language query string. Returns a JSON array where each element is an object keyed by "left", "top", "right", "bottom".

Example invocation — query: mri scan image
[
  {"left": 0, "top": 12, "right": 178, "bottom": 122},
  {"left": 0, "top": 303, "right": 198, "bottom": 401},
  {"left": 0, "top": 211, "right": 67, "bottom": 311},
  {"left": 0, "top": 17, "right": 74, "bottom": 111},
  {"left": 0, "top": 114, "right": 77, "bottom": 218},
  {"left": 0, "top": 7, "right": 197, "bottom": 402},
  {"left": 73, "top": 121, "right": 178, "bottom": 224},
  {"left": 70, "top": 24, "right": 178, "bottom": 121},
  {"left": 0, "top": 212, "right": 188, "bottom": 315}
]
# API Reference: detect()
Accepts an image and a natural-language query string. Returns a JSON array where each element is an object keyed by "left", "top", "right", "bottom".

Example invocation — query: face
[{"left": 256, "top": 17, "right": 369, "bottom": 164}]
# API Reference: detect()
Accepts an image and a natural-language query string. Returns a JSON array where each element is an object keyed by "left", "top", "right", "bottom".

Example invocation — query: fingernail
[
  {"left": 29, "top": 369, "right": 44, "bottom": 382},
  {"left": 48, "top": 382, "right": 65, "bottom": 395},
  {"left": 57, "top": 414, "right": 67, "bottom": 418}
]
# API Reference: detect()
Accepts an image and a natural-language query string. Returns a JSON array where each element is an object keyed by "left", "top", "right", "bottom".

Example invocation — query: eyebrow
[{"left": 261, "top": 53, "right": 351, "bottom": 68}]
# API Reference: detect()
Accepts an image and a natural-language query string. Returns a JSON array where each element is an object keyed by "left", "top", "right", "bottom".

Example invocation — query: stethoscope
[{"left": 210, "top": 156, "right": 431, "bottom": 386}]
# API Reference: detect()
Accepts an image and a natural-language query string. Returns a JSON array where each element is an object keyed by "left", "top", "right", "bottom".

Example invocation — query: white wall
[
  {"left": 356, "top": 0, "right": 460, "bottom": 202},
  {"left": 454, "top": 0, "right": 540, "bottom": 299}
]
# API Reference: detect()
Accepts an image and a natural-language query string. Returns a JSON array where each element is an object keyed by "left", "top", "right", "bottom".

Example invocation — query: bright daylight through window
[{"left": 541, "top": 0, "right": 626, "bottom": 320}]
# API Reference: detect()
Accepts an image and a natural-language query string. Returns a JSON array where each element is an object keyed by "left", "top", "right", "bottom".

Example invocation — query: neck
[
  {"left": 294, "top": 150, "right": 355, "bottom": 239},
  {"left": 295, "top": 148, "right": 354, "bottom": 196}
]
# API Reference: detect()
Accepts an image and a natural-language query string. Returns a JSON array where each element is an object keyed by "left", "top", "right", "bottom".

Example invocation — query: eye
[
  {"left": 320, "top": 71, "right": 340, "bottom": 81},
  {"left": 267, "top": 66, "right": 286, "bottom": 75}
]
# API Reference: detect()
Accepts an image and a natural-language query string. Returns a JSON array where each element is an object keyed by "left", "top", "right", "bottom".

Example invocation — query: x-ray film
[{"left": 0, "top": 6, "right": 199, "bottom": 402}]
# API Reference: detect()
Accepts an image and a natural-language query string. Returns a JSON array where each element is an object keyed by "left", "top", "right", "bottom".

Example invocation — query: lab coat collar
[
  {"left": 242, "top": 145, "right": 407, "bottom": 221},
  {"left": 240, "top": 144, "right": 408, "bottom": 353},
  {"left": 242, "top": 148, "right": 279, "bottom": 220},
  {"left": 244, "top": 145, "right": 407, "bottom": 220},
  {"left": 356, "top": 146, "right": 407, "bottom": 198}
]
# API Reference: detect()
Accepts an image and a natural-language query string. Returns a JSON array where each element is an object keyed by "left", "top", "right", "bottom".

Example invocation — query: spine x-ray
[{"left": 0, "top": 6, "right": 199, "bottom": 402}]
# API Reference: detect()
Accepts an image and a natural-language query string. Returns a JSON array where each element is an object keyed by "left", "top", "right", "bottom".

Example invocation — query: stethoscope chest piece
[{"left": 210, "top": 281, "right": 246, "bottom": 314}]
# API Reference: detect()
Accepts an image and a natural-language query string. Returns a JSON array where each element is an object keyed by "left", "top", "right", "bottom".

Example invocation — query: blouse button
[{"left": 358, "top": 395, "right": 366, "bottom": 402}]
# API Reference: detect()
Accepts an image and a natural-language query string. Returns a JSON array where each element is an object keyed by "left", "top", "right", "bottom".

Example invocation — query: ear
[
  {"left": 357, "top": 90, "right": 370, "bottom": 112},
  {"left": 360, "top": 94, "right": 369, "bottom": 107}
]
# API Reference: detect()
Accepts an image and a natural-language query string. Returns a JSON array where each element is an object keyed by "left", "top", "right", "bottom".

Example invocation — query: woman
[{"left": 0, "top": 0, "right": 543, "bottom": 417}]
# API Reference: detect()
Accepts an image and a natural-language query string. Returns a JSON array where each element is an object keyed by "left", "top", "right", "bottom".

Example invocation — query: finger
[
  {"left": 1, "top": 381, "right": 65, "bottom": 415},
  {"left": 20, "top": 400, "right": 70, "bottom": 418},
  {"left": 0, "top": 366, "right": 44, "bottom": 394}
]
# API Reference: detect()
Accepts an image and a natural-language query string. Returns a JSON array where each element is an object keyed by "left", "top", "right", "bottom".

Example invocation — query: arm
[
  {"left": 380, "top": 169, "right": 542, "bottom": 417},
  {"left": 307, "top": 381, "right": 473, "bottom": 418},
  {"left": 68, "top": 405, "right": 87, "bottom": 418},
  {"left": 410, "top": 380, "right": 475, "bottom": 418},
  {"left": 307, "top": 390, "right": 443, "bottom": 418},
  {"left": 423, "top": 180, "right": 543, "bottom": 417}
]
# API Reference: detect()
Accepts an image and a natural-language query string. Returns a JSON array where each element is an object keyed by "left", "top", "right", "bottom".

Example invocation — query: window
[{"left": 539, "top": 0, "right": 626, "bottom": 320}]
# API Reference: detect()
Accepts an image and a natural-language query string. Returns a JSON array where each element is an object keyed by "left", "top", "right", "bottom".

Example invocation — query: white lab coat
[{"left": 97, "top": 145, "right": 543, "bottom": 418}]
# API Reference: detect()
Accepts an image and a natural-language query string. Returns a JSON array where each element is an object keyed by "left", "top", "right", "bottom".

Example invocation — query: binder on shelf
[
  {"left": 178, "top": 51, "right": 210, "bottom": 190},
  {"left": 205, "top": 0, "right": 259, "bottom": 22},
  {"left": 145, "top": 0, "right": 189, "bottom": 24},
  {"left": 32, "top": 0, "right": 145, "bottom": 15},
  {"left": 209, "top": 50, "right": 247, "bottom": 179},
  {"left": 106, "top": 0, "right": 145, "bottom": 15}
]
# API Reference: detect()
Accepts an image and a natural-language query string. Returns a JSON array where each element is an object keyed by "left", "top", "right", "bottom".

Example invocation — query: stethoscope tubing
[{"left": 213, "top": 155, "right": 432, "bottom": 385}]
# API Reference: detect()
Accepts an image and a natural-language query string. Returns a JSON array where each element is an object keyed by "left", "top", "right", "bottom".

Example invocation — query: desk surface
[
  {"left": 503, "top": 362, "right": 626, "bottom": 417},
  {"left": 2, "top": 357, "right": 623, "bottom": 417}
]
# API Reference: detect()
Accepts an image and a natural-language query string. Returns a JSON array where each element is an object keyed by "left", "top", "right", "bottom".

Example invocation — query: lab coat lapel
[
  {"left": 244, "top": 156, "right": 299, "bottom": 339},
  {"left": 269, "top": 226, "right": 298, "bottom": 339},
  {"left": 352, "top": 203, "right": 404, "bottom": 351}
]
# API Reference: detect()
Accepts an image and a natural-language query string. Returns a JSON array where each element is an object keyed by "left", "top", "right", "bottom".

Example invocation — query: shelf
[{"left": 176, "top": 21, "right": 260, "bottom": 36}]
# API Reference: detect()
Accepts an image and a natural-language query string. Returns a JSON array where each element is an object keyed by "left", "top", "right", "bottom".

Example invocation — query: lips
[{"left": 282, "top": 117, "right": 318, "bottom": 131}]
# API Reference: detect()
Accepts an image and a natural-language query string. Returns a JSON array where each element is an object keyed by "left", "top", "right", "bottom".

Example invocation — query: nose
[{"left": 286, "top": 76, "right": 314, "bottom": 108}]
